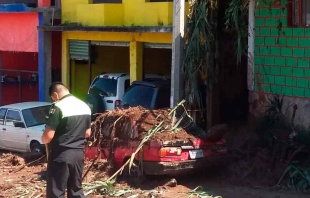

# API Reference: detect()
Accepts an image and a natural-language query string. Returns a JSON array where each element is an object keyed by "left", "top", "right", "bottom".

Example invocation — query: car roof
[
  {"left": 0, "top": 102, "right": 52, "bottom": 110},
  {"left": 96, "top": 73, "right": 170, "bottom": 79},
  {"left": 98, "top": 73, "right": 128, "bottom": 78},
  {"left": 132, "top": 80, "right": 171, "bottom": 88}
]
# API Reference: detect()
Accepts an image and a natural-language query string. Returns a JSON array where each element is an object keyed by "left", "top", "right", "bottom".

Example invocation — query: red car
[
  {"left": 85, "top": 137, "right": 227, "bottom": 176},
  {"left": 85, "top": 80, "right": 227, "bottom": 175}
]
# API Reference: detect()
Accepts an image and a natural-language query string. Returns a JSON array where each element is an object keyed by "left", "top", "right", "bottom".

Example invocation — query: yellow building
[{"left": 40, "top": 0, "right": 188, "bottom": 99}]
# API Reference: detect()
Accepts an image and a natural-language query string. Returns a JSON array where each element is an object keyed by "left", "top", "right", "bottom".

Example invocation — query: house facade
[
  {"left": 0, "top": 0, "right": 61, "bottom": 104},
  {"left": 251, "top": 0, "right": 310, "bottom": 126},
  {"left": 39, "top": 0, "right": 189, "bottom": 100}
]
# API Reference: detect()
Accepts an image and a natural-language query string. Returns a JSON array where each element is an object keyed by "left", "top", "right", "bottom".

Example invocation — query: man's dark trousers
[{"left": 46, "top": 149, "right": 85, "bottom": 198}]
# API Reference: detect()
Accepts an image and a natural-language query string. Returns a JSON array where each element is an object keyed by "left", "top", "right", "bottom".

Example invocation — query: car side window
[
  {"left": 0, "top": 109, "right": 7, "bottom": 125},
  {"left": 5, "top": 110, "right": 22, "bottom": 127},
  {"left": 124, "top": 80, "right": 130, "bottom": 92},
  {"left": 155, "top": 87, "right": 171, "bottom": 109}
]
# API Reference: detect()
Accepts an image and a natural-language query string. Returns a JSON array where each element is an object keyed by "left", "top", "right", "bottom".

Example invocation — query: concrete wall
[
  {"left": 251, "top": 0, "right": 310, "bottom": 127},
  {"left": 0, "top": 13, "right": 38, "bottom": 52},
  {"left": 61, "top": 0, "right": 189, "bottom": 26}
]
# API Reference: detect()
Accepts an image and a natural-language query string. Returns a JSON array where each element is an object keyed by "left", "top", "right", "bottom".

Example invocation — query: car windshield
[
  {"left": 121, "top": 85, "right": 155, "bottom": 108},
  {"left": 22, "top": 105, "right": 51, "bottom": 128},
  {"left": 89, "top": 78, "right": 117, "bottom": 97}
]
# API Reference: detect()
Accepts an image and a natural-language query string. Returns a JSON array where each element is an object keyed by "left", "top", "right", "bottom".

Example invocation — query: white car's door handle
[{"left": 3, "top": 128, "right": 6, "bottom": 131}]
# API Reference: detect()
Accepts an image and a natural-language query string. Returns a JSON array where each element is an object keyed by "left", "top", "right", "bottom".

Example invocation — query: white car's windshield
[
  {"left": 22, "top": 105, "right": 51, "bottom": 128},
  {"left": 89, "top": 78, "right": 117, "bottom": 97}
]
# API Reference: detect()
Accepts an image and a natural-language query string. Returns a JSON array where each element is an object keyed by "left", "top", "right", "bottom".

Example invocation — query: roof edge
[{"left": 37, "top": 25, "right": 173, "bottom": 33}]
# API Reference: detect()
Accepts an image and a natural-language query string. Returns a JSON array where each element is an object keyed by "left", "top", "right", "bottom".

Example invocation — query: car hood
[{"left": 27, "top": 124, "right": 45, "bottom": 133}]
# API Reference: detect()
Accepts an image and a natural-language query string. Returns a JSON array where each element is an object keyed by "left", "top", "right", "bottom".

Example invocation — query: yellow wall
[
  {"left": 70, "top": 46, "right": 130, "bottom": 100},
  {"left": 62, "top": 31, "right": 172, "bottom": 86},
  {"left": 70, "top": 46, "right": 172, "bottom": 100},
  {"left": 62, "top": 0, "right": 189, "bottom": 26}
]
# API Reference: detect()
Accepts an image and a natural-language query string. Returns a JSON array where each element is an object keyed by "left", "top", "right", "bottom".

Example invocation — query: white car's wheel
[{"left": 30, "top": 141, "right": 43, "bottom": 154}]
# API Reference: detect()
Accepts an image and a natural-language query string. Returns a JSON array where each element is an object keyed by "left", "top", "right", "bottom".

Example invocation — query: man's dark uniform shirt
[
  {"left": 46, "top": 94, "right": 91, "bottom": 150},
  {"left": 45, "top": 94, "right": 91, "bottom": 198}
]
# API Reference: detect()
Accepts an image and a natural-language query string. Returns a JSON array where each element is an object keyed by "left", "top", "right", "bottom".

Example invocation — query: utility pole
[{"left": 171, "top": 0, "right": 185, "bottom": 108}]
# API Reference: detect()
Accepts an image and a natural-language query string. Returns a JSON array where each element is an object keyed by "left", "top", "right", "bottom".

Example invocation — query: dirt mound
[
  {"left": 0, "top": 153, "right": 25, "bottom": 166},
  {"left": 91, "top": 107, "right": 196, "bottom": 142},
  {"left": 83, "top": 159, "right": 115, "bottom": 182}
]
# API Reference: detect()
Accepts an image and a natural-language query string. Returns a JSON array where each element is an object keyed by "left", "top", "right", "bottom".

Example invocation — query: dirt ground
[{"left": 0, "top": 152, "right": 309, "bottom": 198}]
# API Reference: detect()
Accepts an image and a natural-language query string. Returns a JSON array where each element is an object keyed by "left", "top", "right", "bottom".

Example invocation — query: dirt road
[{"left": 0, "top": 152, "right": 309, "bottom": 198}]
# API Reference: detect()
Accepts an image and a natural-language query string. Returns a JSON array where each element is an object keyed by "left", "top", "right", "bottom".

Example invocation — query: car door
[
  {"left": 0, "top": 108, "right": 8, "bottom": 148},
  {"left": 2, "top": 109, "right": 28, "bottom": 151},
  {"left": 154, "top": 87, "right": 171, "bottom": 109}
]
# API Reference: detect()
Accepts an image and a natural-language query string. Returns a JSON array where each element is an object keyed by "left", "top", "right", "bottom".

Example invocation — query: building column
[
  {"left": 129, "top": 41, "right": 143, "bottom": 83},
  {"left": 247, "top": 0, "right": 255, "bottom": 91},
  {"left": 171, "top": 0, "right": 185, "bottom": 107},
  {"left": 61, "top": 37, "right": 70, "bottom": 87},
  {"left": 38, "top": 13, "right": 52, "bottom": 102}
]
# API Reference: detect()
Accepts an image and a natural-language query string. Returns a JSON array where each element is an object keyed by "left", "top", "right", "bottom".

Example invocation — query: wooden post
[{"left": 171, "top": 0, "right": 185, "bottom": 107}]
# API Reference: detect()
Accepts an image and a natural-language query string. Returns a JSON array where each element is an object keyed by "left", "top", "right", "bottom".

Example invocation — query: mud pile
[
  {"left": 91, "top": 106, "right": 196, "bottom": 142},
  {"left": 0, "top": 153, "right": 25, "bottom": 167}
]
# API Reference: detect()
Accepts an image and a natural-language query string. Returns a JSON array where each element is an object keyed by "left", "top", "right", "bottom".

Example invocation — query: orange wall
[{"left": 0, "top": 13, "right": 38, "bottom": 52}]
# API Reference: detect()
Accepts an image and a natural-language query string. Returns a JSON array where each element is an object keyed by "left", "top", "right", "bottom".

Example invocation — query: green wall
[{"left": 254, "top": 0, "right": 310, "bottom": 98}]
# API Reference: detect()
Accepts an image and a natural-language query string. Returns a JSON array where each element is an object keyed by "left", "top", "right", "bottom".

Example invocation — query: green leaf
[
  {"left": 171, "top": 111, "right": 186, "bottom": 131},
  {"left": 278, "top": 164, "right": 293, "bottom": 184},
  {"left": 290, "top": 169, "right": 299, "bottom": 178}
]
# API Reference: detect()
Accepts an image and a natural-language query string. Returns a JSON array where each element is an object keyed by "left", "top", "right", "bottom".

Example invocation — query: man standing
[{"left": 42, "top": 82, "right": 91, "bottom": 198}]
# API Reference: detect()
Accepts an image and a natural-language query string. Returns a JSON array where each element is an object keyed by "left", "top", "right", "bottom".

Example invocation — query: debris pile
[
  {"left": 0, "top": 153, "right": 25, "bottom": 167},
  {"left": 90, "top": 106, "right": 196, "bottom": 144}
]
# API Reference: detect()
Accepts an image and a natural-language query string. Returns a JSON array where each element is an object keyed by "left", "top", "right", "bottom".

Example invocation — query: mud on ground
[
  {"left": 0, "top": 151, "right": 309, "bottom": 198},
  {"left": 0, "top": 153, "right": 116, "bottom": 198}
]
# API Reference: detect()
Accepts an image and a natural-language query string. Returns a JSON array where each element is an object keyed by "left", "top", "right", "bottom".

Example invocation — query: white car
[
  {"left": 85, "top": 73, "right": 170, "bottom": 116},
  {"left": 0, "top": 102, "right": 51, "bottom": 154}
]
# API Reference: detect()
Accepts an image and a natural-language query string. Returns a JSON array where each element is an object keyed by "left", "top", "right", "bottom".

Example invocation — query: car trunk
[{"left": 85, "top": 136, "right": 227, "bottom": 166}]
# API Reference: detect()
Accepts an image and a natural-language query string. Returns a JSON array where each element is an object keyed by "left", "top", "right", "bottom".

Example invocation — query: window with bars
[{"left": 288, "top": 0, "right": 310, "bottom": 27}]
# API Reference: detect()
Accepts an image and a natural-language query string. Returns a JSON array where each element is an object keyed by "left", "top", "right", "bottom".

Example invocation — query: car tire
[
  {"left": 30, "top": 141, "right": 44, "bottom": 154},
  {"left": 121, "top": 159, "right": 142, "bottom": 178}
]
